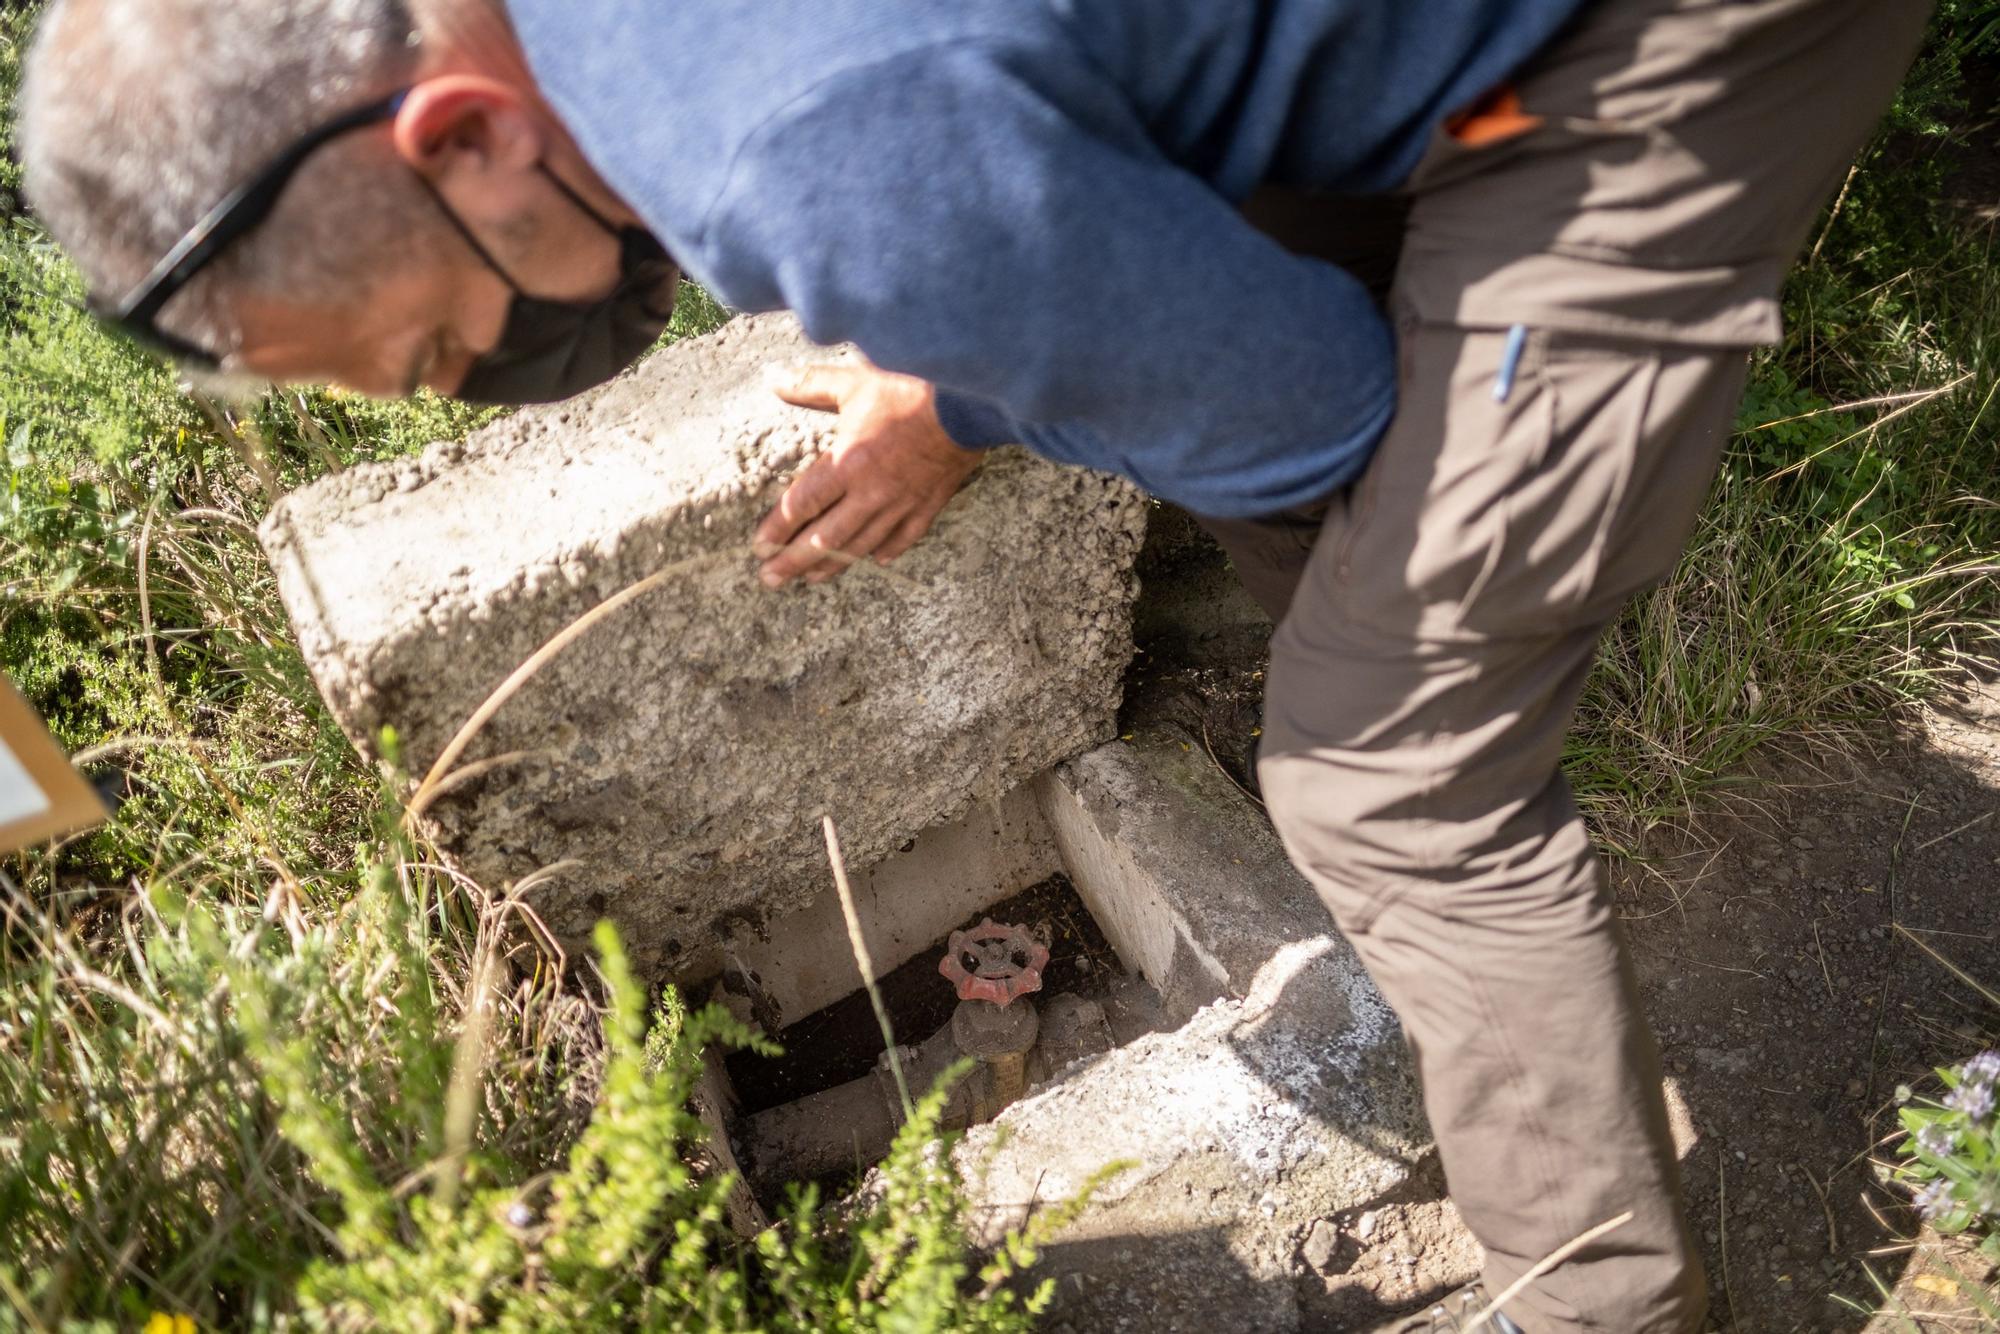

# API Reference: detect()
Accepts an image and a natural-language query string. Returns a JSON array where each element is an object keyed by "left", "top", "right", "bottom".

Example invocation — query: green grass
[
  {"left": 1569, "top": 10, "right": 2000, "bottom": 844},
  {"left": 0, "top": 0, "right": 1998, "bottom": 1328}
]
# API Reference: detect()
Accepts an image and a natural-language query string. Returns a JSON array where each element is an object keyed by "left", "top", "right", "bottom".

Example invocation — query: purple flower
[
  {"left": 1912, "top": 1178, "right": 1957, "bottom": 1221},
  {"left": 1960, "top": 1050, "right": 2000, "bottom": 1085},
  {"left": 1917, "top": 1123, "right": 1958, "bottom": 1158},
  {"left": 1944, "top": 1079, "right": 1996, "bottom": 1121}
]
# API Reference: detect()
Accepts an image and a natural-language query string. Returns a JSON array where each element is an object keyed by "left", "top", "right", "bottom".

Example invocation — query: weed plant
[
  {"left": 1, "top": 790, "right": 1079, "bottom": 1330},
  {"left": 1898, "top": 1050, "right": 2000, "bottom": 1251}
]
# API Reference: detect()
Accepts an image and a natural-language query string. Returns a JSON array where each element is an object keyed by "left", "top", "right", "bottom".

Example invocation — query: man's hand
[{"left": 755, "top": 360, "right": 982, "bottom": 586}]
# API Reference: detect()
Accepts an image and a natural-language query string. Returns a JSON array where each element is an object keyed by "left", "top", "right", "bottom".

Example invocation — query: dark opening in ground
[{"left": 725, "top": 871, "right": 1125, "bottom": 1117}]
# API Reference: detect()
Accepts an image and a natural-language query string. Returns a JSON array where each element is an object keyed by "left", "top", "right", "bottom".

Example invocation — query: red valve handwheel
[{"left": 938, "top": 919, "right": 1049, "bottom": 1006}]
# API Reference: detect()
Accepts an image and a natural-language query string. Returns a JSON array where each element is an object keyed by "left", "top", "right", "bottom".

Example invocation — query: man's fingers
[
  {"left": 753, "top": 358, "right": 967, "bottom": 585},
  {"left": 754, "top": 454, "right": 844, "bottom": 550},
  {"left": 762, "top": 494, "right": 876, "bottom": 585},
  {"left": 768, "top": 361, "right": 859, "bottom": 412},
  {"left": 806, "top": 508, "right": 907, "bottom": 583}
]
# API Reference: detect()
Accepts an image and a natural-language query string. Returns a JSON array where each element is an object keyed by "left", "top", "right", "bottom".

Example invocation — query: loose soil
[
  {"left": 1123, "top": 512, "right": 2000, "bottom": 1331},
  {"left": 1624, "top": 688, "right": 2000, "bottom": 1333}
]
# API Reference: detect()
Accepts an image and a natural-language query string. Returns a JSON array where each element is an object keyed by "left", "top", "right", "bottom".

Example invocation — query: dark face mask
[{"left": 423, "top": 165, "right": 680, "bottom": 406}]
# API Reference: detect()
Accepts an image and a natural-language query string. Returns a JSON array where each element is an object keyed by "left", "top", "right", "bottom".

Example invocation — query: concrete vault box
[
  {"left": 719, "top": 731, "right": 1429, "bottom": 1333},
  {"left": 260, "top": 312, "right": 1431, "bottom": 1328},
  {"left": 260, "top": 314, "right": 1146, "bottom": 970}
]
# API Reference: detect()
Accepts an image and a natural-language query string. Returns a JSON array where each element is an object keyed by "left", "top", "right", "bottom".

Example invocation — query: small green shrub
[
  {"left": 270, "top": 915, "right": 1067, "bottom": 1333},
  {"left": 2, "top": 799, "right": 1092, "bottom": 1330},
  {"left": 1897, "top": 1050, "right": 2000, "bottom": 1257}
]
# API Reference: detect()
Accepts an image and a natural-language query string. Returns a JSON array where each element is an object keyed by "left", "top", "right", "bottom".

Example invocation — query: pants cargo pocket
[
  {"left": 1452, "top": 334, "right": 1659, "bottom": 637},
  {"left": 1314, "top": 320, "right": 1748, "bottom": 646}
]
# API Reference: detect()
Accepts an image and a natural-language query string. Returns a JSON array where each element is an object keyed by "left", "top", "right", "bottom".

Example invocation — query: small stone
[
  {"left": 1357, "top": 1210, "right": 1379, "bottom": 1240},
  {"left": 1846, "top": 1078, "right": 1866, "bottom": 1098},
  {"left": 1302, "top": 1220, "right": 1340, "bottom": 1273}
]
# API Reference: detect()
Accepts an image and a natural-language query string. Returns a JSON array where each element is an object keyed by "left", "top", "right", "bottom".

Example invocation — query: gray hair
[{"left": 18, "top": 0, "right": 435, "bottom": 351}]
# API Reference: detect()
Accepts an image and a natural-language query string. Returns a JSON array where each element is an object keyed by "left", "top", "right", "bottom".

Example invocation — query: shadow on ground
[
  {"left": 1621, "top": 682, "right": 2000, "bottom": 1333},
  {"left": 1100, "top": 507, "right": 1999, "bottom": 1331}
]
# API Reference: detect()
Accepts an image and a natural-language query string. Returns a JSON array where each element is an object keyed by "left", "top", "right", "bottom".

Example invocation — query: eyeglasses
[{"left": 89, "top": 88, "right": 411, "bottom": 370}]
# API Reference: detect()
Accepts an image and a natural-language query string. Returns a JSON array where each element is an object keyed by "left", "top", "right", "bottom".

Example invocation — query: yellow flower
[{"left": 142, "top": 1314, "right": 196, "bottom": 1334}]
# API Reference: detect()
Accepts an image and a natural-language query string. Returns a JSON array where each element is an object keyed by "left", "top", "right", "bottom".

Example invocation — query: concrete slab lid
[
  {"left": 260, "top": 317, "right": 838, "bottom": 672},
  {"left": 259, "top": 313, "right": 1148, "bottom": 971}
]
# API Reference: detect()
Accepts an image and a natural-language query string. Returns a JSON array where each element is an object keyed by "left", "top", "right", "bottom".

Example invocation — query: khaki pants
[{"left": 1211, "top": 1, "right": 1933, "bottom": 1329}]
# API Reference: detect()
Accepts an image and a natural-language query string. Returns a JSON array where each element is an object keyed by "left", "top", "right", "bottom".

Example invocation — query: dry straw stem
[
  {"left": 136, "top": 499, "right": 302, "bottom": 898},
  {"left": 1913, "top": 808, "right": 1996, "bottom": 853},
  {"left": 1893, "top": 922, "right": 2000, "bottom": 1009},
  {"left": 437, "top": 948, "right": 499, "bottom": 1214},
  {"left": 822, "top": 815, "right": 913, "bottom": 1117},
  {"left": 1758, "top": 370, "right": 1975, "bottom": 482},
  {"left": 189, "top": 389, "right": 280, "bottom": 502},
  {"left": 405, "top": 551, "right": 727, "bottom": 822},
  {"left": 1464, "top": 1211, "right": 1635, "bottom": 1334},
  {"left": 406, "top": 533, "right": 920, "bottom": 823}
]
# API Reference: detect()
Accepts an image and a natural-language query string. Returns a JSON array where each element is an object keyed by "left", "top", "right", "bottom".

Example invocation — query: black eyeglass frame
[{"left": 92, "top": 88, "right": 412, "bottom": 370}]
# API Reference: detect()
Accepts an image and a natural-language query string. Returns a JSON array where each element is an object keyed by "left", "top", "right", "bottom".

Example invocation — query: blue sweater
[{"left": 510, "top": 1, "right": 1588, "bottom": 518}]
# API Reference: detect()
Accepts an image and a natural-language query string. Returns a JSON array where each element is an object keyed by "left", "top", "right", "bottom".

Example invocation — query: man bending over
[{"left": 18, "top": 1, "right": 1931, "bottom": 1328}]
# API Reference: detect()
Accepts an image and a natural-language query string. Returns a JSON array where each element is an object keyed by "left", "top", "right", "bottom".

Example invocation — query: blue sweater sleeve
[{"left": 698, "top": 41, "right": 1397, "bottom": 520}]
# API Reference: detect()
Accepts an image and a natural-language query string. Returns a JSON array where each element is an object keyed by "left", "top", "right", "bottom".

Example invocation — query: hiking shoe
[{"left": 1367, "top": 1283, "right": 1526, "bottom": 1334}]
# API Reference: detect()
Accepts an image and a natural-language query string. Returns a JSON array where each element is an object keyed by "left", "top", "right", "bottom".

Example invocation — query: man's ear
[{"left": 392, "top": 76, "right": 543, "bottom": 181}]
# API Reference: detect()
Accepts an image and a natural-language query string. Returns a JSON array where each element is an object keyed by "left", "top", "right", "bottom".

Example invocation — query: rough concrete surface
[
  {"left": 1037, "top": 731, "right": 1339, "bottom": 1021},
  {"left": 955, "top": 733, "right": 1429, "bottom": 1333},
  {"left": 261, "top": 314, "right": 1145, "bottom": 971},
  {"left": 958, "top": 940, "right": 1428, "bottom": 1334}
]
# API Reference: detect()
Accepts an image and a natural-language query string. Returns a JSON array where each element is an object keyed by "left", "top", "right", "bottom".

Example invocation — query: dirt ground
[
  {"left": 1122, "top": 510, "right": 2000, "bottom": 1331},
  {"left": 1624, "top": 682, "right": 2000, "bottom": 1332}
]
